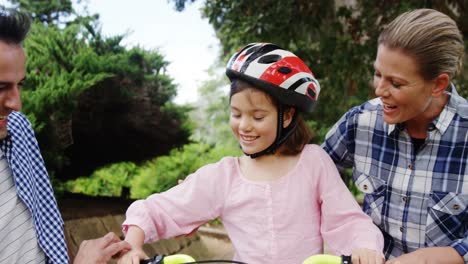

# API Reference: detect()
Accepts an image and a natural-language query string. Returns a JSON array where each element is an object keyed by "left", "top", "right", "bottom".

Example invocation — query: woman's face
[
  {"left": 229, "top": 88, "right": 278, "bottom": 155},
  {"left": 373, "top": 45, "right": 436, "bottom": 125}
]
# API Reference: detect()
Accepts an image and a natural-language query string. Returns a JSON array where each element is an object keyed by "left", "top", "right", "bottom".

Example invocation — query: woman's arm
[{"left": 321, "top": 107, "right": 360, "bottom": 168}]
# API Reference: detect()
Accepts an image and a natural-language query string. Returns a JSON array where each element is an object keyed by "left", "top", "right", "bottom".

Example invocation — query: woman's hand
[
  {"left": 385, "top": 247, "right": 464, "bottom": 264},
  {"left": 352, "top": 248, "right": 385, "bottom": 264},
  {"left": 116, "top": 247, "right": 148, "bottom": 264}
]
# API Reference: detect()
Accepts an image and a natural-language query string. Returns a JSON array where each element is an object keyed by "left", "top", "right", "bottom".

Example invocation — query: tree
[
  {"left": 8, "top": 0, "right": 74, "bottom": 25},
  {"left": 189, "top": 66, "right": 236, "bottom": 147},
  {"left": 173, "top": 0, "right": 468, "bottom": 135},
  {"left": 5, "top": 0, "right": 192, "bottom": 180},
  {"left": 63, "top": 65, "right": 241, "bottom": 198},
  {"left": 164, "top": 0, "right": 467, "bottom": 194}
]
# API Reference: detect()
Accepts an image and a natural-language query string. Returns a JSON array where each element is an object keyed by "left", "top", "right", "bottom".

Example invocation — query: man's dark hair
[{"left": 0, "top": 8, "right": 31, "bottom": 44}]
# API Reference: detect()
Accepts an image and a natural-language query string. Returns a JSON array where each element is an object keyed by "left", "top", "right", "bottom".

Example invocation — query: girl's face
[
  {"left": 230, "top": 88, "right": 278, "bottom": 155},
  {"left": 373, "top": 45, "right": 437, "bottom": 125}
]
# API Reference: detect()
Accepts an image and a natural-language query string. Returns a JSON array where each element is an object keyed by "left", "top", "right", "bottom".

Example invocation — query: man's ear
[
  {"left": 432, "top": 73, "right": 450, "bottom": 97},
  {"left": 283, "top": 107, "right": 296, "bottom": 128}
]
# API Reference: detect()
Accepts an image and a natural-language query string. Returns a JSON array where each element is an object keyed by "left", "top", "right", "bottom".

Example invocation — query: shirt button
[
  {"left": 428, "top": 123, "right": 436, "bottom": 131},
  {"left": 402, "top": 196, "right": 407, "bottom": 202},
  {"left": 363, "top": 184, "right": 368, "bottom": 190},
  {"left": 408, "top": 164, "right": 413, "bottom": 170},
  {"left": 400, "top": 226, "right": 404, "bottom": 232},
  {"left": 453, "top": 204, "right": 460, "bottom": 210}
]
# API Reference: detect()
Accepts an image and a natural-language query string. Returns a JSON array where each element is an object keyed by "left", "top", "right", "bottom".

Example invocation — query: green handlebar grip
[
  {"left": 302, "top": 254, "right": 342, "bottom": 264},
  {"left": 163, "top": 254, "right": 196, "bottom": 264}
]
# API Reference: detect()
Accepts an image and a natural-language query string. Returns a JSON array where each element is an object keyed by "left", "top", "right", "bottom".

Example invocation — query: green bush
[{"left": 63, "top": 162, "right": 138, "bottom": 197}]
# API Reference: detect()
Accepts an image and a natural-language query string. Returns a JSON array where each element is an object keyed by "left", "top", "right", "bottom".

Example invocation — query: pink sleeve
[
  {"left": 316, "top": 149, "right": 384, "bottom": 255},
  {"left": 122, "top": 162, "right": 227, "bottom": 244}
]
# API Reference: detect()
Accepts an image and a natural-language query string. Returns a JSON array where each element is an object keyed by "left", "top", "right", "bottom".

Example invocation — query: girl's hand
[
  {"left": 116, "top": 247, "right": 148, "bottom": 264},
  {"left": 352, "top": 248, "right": 385, "bottom": 264}
]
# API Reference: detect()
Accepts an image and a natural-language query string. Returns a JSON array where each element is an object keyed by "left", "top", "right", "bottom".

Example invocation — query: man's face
[{"left": 0, "top": 42, "right": 25, "bottom": 140}]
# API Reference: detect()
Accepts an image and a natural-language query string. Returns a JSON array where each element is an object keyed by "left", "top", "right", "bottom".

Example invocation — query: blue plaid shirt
[
  {"left": 0, "top": 112, "right": 69, "bottom": 263},
  {"left": 322, "top": 84, "right": 468, "bottom": 262}
]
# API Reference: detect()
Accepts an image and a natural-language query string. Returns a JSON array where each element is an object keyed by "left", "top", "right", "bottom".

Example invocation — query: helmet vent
[
  {"left": 258, "top": 54, "right": 281, "bottom": 64},
  {"left": 278, "top": 67, "right": 292, "bottom": 74},
  {"left": 307, "top": 87, "right": 317, "bottom": 99}
]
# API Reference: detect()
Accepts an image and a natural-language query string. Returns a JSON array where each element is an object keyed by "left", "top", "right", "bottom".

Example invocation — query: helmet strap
[{"left": 245, "top": 105, "right": 298, "bottom": 159}]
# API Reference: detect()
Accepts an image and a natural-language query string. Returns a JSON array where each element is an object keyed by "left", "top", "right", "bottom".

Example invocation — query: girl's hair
[
  {"left": 230, "top": 79, "right": 312, "bottom": 156},
  {"left": 378, "top": 8, "right": 464, "bottom": 81}
]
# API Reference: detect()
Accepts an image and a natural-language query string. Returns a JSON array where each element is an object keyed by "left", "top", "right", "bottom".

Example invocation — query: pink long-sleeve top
[{"left": 123, "top": 144, "right": 384, "bottom": 263}]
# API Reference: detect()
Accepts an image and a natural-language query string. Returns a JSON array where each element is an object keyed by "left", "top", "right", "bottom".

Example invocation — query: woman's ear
[
  {"left": 283, "top": 108, "right": 296, "bottom": 128},
  {"left": 432, "top": 73, "right": 450, "bottom": 97}
]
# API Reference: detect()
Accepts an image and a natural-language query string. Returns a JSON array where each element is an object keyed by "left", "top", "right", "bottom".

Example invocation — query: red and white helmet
[{"left": 226, "top": 42, "right": 320, "bottom": 112}]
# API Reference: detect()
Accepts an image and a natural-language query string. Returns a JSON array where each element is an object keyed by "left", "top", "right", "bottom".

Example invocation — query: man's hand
[
  {"left": 385, "top": 247, "right": 464, "bottom": 264},
  {"left": 73, "top": 232, "right": 132, "bottom": 264}
]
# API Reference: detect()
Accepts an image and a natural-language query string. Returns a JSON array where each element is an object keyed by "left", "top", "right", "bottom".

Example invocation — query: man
[{"left": 0, "top": 9, "right": 130, "bottom": 263}]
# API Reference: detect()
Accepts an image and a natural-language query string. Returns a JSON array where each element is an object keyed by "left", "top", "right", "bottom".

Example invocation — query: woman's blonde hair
[{"left": 378, "top": 8, "right": 464, "bottom": 80}]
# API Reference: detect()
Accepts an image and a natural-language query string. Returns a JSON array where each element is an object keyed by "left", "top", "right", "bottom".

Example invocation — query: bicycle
[{"left": 139, "top": 253, "right": 351, "bottom": 264}]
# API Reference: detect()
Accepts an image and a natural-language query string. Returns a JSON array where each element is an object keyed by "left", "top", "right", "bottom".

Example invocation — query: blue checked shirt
[
  {"left": 322, "top": 84, "right": 468, "bottom": 262},
  {"left": 0, "top": 112, "right": 69, "bottom": 263}
]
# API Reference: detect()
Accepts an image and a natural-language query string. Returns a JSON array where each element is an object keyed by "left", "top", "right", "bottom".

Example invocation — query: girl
[{"left": 119, "top": 43, "right": 384, "bottom": 264}]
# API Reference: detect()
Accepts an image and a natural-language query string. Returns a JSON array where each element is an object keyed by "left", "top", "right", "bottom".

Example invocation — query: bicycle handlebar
[
  {"left": 302, "top": 254, "right": 351, "bottom": 264},
  {"left": 140, "top": 254, "right": 195, "bottom": 264},
  {"left": 139, "top": 254, "right": 248, "bottom": 264},
  {"left": 139, "top": 253, "right": 351, "bottom": 264}
]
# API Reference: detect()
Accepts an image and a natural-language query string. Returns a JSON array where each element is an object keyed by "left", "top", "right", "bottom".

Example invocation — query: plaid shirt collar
[{"left": 387, "top": 83, "right": 460, "bottom": 136}]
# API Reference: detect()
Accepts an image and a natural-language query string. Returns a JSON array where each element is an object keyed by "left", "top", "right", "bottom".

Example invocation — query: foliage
[
  {"left": 3, "top": 0, "right": 188, "bottom": 177},
  {"left": 21, "top": 21, "right": 113, "bottom": 170},
  {"left": 131, "top": 142, "right": 240, "bottom": 198},
  {"left": 63, "top": 162, "right": 138, "bottom": 197},
  {"left": 132, "top": 66, "right": 238, "bottom": 198},
  {"left": 171, "top": 0, "right": 197, "bottom": 12},
  {"left": 8, "top": 0, "right": 74, "bottom": 25},
  {"left": 174, "top": 0, "right": 468, "bottom": 133},
  {"left": 23, "top": 22, "right": 111, "bottom": 131},
  {"left": 45, "top": 0, "right": 468, "bottom": 198},
  {"left": 64, "top": 142, "right": 240, "bottom": 198},
  {"left": 64, "top": 67, "right": 241, "bottom": 198},
  {"left": 189, "top": 66, "right": 236, "bottom": 146},
  {"left": 158, "top": 0, "right": 468, "bottom": 197}
]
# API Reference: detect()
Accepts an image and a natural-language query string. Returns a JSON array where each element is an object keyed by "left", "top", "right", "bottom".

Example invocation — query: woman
[{"left": 322, "top": 8, "right": 467, "bottom": 264}]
